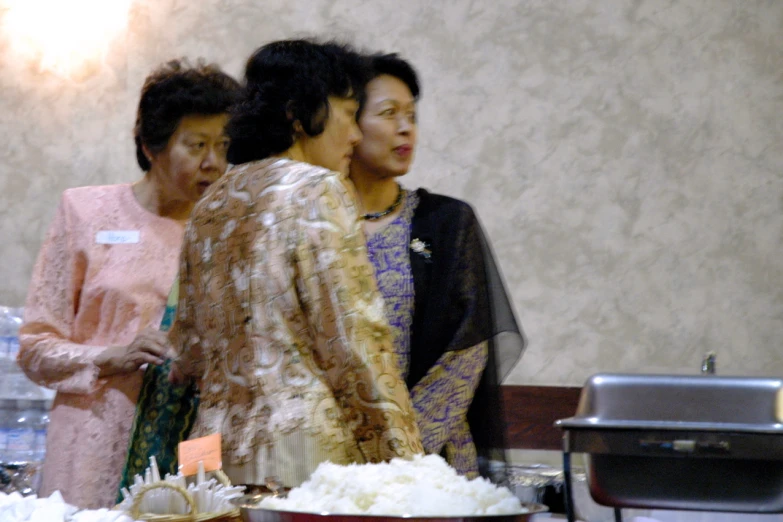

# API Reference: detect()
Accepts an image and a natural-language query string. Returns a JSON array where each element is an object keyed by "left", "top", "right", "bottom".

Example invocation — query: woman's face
[
  {"left": 147, "top": 113, "right": 231, "bottom": 203},
  {"left": 352, "top": 74, "right": 417, "bottom": 179},
  {"left": 298, "top": 97, "right": 363, "bottom": 175}
]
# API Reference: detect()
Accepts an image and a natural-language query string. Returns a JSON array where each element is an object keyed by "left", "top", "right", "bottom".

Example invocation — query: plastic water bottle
[
  {"left": 5, "top": 400, "right": 35, "bottom": 464},
  {"left": 2, "top": 307, "right": 41, "bottom": 400},
  {"left": 32, "top": 406, "right": 49, "bottom": 462},
  {"left": 0, "top": 400, "right": 11, "bottom": 462},
  {"left": 0, "top": 307, "right": 13, "bottom": 399}
]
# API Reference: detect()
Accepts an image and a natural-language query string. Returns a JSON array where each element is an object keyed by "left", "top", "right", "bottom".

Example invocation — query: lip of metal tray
[{"left": 557, "top": 373, "right": 783, "bottom": 435}]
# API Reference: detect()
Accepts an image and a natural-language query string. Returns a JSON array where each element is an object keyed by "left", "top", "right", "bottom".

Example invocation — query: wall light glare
[{"left": 2, "top": 0, "right": 132, "bottom": 77}]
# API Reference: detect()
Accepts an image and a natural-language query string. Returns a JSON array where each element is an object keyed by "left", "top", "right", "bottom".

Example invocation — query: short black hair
[
  {"left": 359, "top": 53, "right": 420, "bottom": 115},
  {"left": 226, "top": 39, "right": 368, "bottom": 165},
  {"left": 134, "top": 59, "right": 241, "bottom": 171}
]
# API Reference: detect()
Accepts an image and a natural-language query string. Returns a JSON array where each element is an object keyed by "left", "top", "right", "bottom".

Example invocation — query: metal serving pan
[
  {"left": 233, "top": 494, "right": 547, "bottom": 522},
  {"left": 556, "top": 373, "right": 783, "bottom": 513},
  {"left": 235, "top": 506, "right": 548, "bottom": 522}
]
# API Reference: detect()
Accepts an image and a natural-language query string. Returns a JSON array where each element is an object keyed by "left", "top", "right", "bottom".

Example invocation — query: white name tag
[{"left": 96, "top": 230, "right": 140, "bottom": 244}]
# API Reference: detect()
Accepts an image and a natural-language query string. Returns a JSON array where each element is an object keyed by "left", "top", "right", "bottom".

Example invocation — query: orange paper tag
[{"left": 178, "top": 433, "right": 222, "bottom": 476}]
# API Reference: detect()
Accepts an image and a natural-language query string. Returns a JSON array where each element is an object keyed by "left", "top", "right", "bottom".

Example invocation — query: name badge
[{"left": 96, "top": 230, "right": 140, "bottom": 244}]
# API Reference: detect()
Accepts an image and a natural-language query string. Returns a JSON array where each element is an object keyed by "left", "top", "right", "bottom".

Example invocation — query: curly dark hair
[
  {"left": 226, "top": 39, "right": 369, "bottom": 165},
  {"left": 359, "top": 53, "right": 420, "bottom": 116},
  {"left": 134, "top": 59, "right": 241, "bottom": 171}
]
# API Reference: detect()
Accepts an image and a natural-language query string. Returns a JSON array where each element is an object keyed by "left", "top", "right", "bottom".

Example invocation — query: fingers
[
  {"left": 132, "top": 331, "right": 173, "bottom": 359},
  {"left": 139, "top": 342, "right": 170, "bottom": 359},
  {"left": 162, "top": 344, "right": 179, "bottom": 360},
  {"left": 134, "top": 352, "right": 166, "bottom": 368}
]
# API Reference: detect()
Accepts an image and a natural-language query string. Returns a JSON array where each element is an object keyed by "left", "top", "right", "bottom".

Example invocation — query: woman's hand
[{"left": 95, "top": 328, "right": 175, "bottom": 377}]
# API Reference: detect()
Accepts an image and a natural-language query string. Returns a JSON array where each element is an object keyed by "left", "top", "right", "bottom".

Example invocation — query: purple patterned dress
[{"left": 366, "top": 189, "right": 488, "bottom": 476}]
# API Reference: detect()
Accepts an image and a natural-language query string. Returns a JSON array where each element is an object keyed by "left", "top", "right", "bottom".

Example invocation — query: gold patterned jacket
[{"left": 169, "top": 158, "right": 423, "bottom": 486}]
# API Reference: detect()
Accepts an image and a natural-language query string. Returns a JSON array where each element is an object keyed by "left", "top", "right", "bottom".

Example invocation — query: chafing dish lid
[{"left": 556, "top": 373, "right": 783, "bottom": 433}]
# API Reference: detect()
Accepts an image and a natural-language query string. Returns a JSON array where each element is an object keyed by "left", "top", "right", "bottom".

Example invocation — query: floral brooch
[{"left": 410, "top": 238, "right": 432, "bottom": 260}]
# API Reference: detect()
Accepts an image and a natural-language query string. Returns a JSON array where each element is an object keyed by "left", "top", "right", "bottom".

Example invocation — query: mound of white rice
[{"left": 260, "top": 454, "right": 525, "bottom": 516}]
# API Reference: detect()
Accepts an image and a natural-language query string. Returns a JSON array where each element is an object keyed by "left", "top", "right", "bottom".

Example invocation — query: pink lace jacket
[{"left": 18, "top": 184, "right": 184, "bottom": 508}]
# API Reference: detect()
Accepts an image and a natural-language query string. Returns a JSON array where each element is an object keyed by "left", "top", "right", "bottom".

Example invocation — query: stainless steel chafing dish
[{"left": 556, "top": 373, "right": 783, "bottom": 520}]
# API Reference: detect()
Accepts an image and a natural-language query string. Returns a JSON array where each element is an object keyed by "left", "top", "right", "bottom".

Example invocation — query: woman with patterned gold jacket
[
  {"left": 166, "top": 39, "right": 423, "bottom": 490},
  {"left": 349, "top": 53, "right": 526, "bottom": 479}
]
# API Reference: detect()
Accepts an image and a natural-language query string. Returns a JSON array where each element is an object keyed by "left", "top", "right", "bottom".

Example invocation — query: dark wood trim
[{"left": 501, "top": 385, "right": 582, "bottom": 450}]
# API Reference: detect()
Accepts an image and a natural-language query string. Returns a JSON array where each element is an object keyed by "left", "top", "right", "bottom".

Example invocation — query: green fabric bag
[{"left": 116, "top": 279, "right": 200, "bottom": 501}]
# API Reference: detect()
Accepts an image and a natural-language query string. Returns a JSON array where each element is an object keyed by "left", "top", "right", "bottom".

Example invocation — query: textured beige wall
[{"left": 1, "top": 0, "right": 781, "bottom": 385}]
